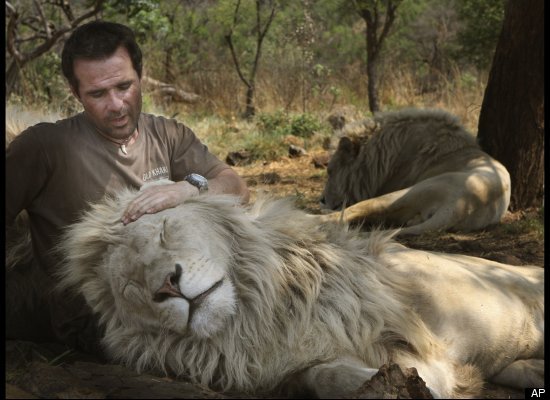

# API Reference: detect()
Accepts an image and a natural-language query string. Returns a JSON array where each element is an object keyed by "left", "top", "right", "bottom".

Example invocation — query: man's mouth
[{"left": 111, "top": 115, "right": 128, "bottom": 127}]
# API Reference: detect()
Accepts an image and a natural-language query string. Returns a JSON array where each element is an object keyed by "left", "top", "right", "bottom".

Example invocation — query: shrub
[{"left": 256, "top": 111, "right": 323, "bottom": 138}]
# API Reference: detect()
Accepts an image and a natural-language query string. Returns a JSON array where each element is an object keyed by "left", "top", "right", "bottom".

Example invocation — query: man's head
[
  {"left": 62, "top": 21, "right": 142, "bottom": 93},
  {"left": 62, "top": 21, "right": 143, "bottom": 140}
]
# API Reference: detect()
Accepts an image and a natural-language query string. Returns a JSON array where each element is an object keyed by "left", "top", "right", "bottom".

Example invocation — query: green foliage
[
  {"left": 501, "top": 213, "right": 544, "bottom": 238},
  {"left": 289, "top": 113, "right": 323, "bottom": 138},
  {"left": 8, "top": 0, "right": 504, "bottom": 119},
  {"left": 256, "top": 110, "right": 289, "bottom": 135},
  {"left": 244, "top": 132, "right": 289, "bottom": 161},
  {"left": 455, "top": 0, "right": 505, "bottom": 69},
  {"left": 103, "top": 0, "right": 170, "bottom": 42},
  {"left": 256, "top": 111, "right": 324, "bottom": 138}
]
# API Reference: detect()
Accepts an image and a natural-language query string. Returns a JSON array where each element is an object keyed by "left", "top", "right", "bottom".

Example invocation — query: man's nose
[{"left": 106, "top": 91, "right": 124, "bottom": 112}]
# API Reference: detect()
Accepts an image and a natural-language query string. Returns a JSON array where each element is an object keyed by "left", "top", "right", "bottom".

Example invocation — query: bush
[
  {"left": 256, "top": 110, "right": 289, "bottom": 136},
  {"left": 289, "top": 113, "right": 323, "bottom": 138},
  {"left": 256, "top": 111, "right": 323, "bottom": 138}
]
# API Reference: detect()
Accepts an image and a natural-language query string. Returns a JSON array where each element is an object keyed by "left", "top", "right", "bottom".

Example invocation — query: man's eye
[
  {"left": 90, "top": 92, "right": 103, "bottom": 98},
  {"left": 118, "top": 83, "right": 131, "bottom": 90}
]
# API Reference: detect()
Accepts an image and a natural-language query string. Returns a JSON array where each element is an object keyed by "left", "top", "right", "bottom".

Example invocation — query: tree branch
[
  {"left": 377, "top": 0, "right": 401, "bottom": 50},
  {"left": 250, "top": 0, "right": 275, "bottom": 82},
  {"left": 8, "top": 0, "right": 105, "bottom": 65},
  {"left": 33, "top": 0, "right": 52, "bottom": 39},
  {"left": 225, "top": 33, "right": 250, "bottom": 88},
  {"left": 225, "top": 0, "right": 251, "bottom": 88},
  {"left": 6, "top": 4, "right": 23, "bottom": 64}
]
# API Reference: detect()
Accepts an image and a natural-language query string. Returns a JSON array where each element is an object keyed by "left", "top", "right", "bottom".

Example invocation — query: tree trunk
[
  {"left": 477, "top": 0, "right": 544, "bottom": 211},
  {"left": 6, "top": 60, "right": 22, "bottom": 99},
  {"left": 244, "top": 85, "right": 256, "bottom": 119},
  {"left": 355, "top": 1, "right": 400, "bottom": 113},
  {"left": 365, "top": 17, "right": 381, "bottom": 113},
  {"left": 366, "top": 54, "right": 380, "bottom": 113},
  {"left": 164, "top": 47, "right": 175, "bottom": 84}
]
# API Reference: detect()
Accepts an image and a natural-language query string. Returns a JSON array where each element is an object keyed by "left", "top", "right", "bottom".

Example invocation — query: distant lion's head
[{"left": 321, "top": 136, "right": 362, "bottom": 210}]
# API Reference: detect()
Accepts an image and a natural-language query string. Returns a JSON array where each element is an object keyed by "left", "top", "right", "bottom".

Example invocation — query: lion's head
[
  {"left": 321, "top": 135, "right": 363, "bottom": 210},
  {"left": 107, "top": 207, "right": 239, "bottom": 338},
  {"left": 57, "top": 192, "right": 243, "bottom": 340}
]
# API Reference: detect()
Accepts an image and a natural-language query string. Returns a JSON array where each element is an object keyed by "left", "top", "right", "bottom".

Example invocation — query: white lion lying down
[
  {"left": 55, "top": 190, "right": 543, "bottom": 398},
  {"left": 319, "top": 108, "right": 511, "bottom": 235}
]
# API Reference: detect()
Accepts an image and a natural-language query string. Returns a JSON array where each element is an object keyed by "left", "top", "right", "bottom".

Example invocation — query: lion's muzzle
[
  {"left": 153, "top": 264, "right": 225, "bottom": 323},
  {"left": 153, "top": 264, "right": 185, "bottom": 302}
]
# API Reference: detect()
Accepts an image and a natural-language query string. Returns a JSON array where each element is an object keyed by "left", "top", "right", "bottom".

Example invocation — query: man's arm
[{"left": 121, "top": 168, "right": 249, "bottom": 225}]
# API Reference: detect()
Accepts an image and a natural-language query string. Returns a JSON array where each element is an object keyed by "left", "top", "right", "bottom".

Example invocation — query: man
[{"left": 6, "top": 20, "right": 249, "bottom": 353}]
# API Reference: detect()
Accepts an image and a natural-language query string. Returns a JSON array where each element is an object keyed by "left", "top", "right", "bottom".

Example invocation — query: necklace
[{"left": 97, "top": 130, "right": 138, "bottom": 155}]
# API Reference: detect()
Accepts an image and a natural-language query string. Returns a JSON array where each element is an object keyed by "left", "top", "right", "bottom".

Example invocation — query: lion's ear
[{"left": 338, "top": 136, "right": 359, "bottom": 157}]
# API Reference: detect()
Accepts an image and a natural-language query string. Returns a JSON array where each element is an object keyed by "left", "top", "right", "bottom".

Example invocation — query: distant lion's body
[
  {"left": 48, "top": 190, "right": 543, "bottom": 398},
  {"left": 320, "top": 108, "right": 511, "bottom": 235}
]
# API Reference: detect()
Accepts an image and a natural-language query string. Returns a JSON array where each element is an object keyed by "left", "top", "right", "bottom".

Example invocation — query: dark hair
[{"left": 61, "top": 20, "right": 143, "bottom": 92}]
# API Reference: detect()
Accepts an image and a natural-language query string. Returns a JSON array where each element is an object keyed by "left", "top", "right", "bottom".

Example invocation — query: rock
[
  {"left": 351, "top": 363, "right": 433, "bottom": 399},
  {"left": 226, "top": 150, "right": 252, "bottom": 166},
  {"left": 288, "top": 144, "right": 307, "bottom": 158},
  {"left": 312, "top": 153, "right": 330, "bottom": 168}
]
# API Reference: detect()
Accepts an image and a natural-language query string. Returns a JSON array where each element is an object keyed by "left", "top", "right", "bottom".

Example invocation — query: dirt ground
[{"left": 6, "top": 151, "right": 543, "bottom": 399}]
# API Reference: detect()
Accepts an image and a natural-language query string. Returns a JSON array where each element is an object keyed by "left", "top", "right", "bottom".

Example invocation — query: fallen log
[{"left": 142, "top": 76, "right": 200, "bottom": 104}]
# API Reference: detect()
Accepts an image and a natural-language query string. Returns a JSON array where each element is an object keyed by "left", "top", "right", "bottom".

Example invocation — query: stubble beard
[{"left": 94, "top": 94, "right": 142, "bottom": 141}]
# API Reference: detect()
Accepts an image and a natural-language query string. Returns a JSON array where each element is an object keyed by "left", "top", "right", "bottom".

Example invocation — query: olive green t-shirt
[{"left": 6, "top": 112, "right": 229, "bottom": 274}]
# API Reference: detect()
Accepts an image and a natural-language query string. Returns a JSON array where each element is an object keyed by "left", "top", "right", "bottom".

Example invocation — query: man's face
[{"left": 72, "top": 46, "right": 142, "bottom": 140}]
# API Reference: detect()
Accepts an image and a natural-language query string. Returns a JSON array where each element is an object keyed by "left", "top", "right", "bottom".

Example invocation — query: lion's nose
[{"left": 153, "top": 264, "right": 184, "bottom": 302}]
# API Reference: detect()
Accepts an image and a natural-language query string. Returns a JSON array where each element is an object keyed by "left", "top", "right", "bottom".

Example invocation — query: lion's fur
[
  {"left": 52, "top": 190, "right": 543, "bottom": 398},
  {"left": 321, "top": 108, "right": 511, "bottom": 234},
  {"left": 6, "top": 105, "right": 61, "bottom": 148}
]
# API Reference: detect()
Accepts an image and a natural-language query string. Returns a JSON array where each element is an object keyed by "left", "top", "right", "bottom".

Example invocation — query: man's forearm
[{"left": 207, "top": 168, "right": 250, "bottom": 204}]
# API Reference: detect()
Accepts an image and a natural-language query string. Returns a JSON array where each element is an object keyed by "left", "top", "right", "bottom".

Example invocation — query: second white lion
[{"left": 319, "top": 108, "right": 511, "bottom": 235}]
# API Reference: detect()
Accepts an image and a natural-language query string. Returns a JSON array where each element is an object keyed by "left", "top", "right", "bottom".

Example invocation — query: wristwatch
[{"left": 184, "top": 173, "right": 209, "bottom": 193}]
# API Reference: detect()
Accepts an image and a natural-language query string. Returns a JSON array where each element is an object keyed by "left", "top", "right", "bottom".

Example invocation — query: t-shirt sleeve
[
  {"left": 5, "top": 128, "right": 51, "bottom": 224},
  {"left": 167, "top": 120, "right": 230, "bottom": 181}
]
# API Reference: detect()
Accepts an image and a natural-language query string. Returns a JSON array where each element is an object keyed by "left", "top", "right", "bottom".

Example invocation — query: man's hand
[
  {"left": 122, "top": 181, "right": 198, "bottom": 225},
  {"left": 122, "top": 168, "right": 249, "bottom": 225}
]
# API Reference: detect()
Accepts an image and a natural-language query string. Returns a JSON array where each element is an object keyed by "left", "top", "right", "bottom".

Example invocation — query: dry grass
[
  {"left": 7, "top": 66, "right": 487, "bottom": 161},
  {"left": 171, "top": 67, "right": 488, "bottom": 164},
  {"left": 165, "top": 64, "right": 486, "bottom": 130}
]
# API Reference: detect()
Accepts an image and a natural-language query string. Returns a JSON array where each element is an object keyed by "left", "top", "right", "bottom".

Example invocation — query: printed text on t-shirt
[{"left": 143, "top": 166, "right": 169, "bottom": 182}]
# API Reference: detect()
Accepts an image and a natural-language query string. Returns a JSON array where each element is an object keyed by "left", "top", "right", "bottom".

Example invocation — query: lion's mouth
[{"left": 319, "top": 196, "right": 344, "bottom": 211}]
